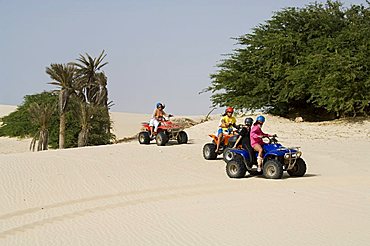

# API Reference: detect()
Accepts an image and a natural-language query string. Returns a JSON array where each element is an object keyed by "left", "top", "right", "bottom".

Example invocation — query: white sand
[{"left": 1, "top": 105, "right": 370, "bottom": 245}]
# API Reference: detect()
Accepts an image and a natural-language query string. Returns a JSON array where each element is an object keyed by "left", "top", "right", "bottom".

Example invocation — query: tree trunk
[
  {"left": 43, "top": 130, "right": 49, "bottom": 150},
  {"left": 37, "top": 131, "right": 43, "bottom": 151},
  {"left": 37, "top": 130, "right": 49, "bottom": 151},
  {"left": 59, "top": 111, "right": 66, "bottom": 149},
  {"left": 78, "top": 127, "right": 89, "bottom": 147}
]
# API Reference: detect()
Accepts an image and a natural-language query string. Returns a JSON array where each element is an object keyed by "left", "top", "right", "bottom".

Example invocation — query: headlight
[{"left": 284, "top": 153, "right": 290, "bottom": 159}]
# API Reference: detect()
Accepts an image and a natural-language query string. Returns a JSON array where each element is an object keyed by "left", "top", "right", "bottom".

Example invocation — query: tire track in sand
[{"left": 0, "top": 182, "right": 235, "bottom": 239}]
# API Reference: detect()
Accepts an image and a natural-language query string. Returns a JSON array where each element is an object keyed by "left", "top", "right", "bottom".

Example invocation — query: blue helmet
[
  {"left": 256, "top": 115, "right": 265, "bottom": 123},
  {"left": 156, "top": 102, "right": 165, "bottom": 109}
]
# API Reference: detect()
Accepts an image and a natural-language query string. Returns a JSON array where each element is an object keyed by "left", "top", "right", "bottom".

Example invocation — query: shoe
[{"left": 257, "top": 166, "right": 262, "bottom": 172}]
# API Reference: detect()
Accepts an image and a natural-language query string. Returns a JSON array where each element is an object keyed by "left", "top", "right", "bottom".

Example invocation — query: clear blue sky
[{"left": 0, "top": 0, "right": 366, "bottom": 115}]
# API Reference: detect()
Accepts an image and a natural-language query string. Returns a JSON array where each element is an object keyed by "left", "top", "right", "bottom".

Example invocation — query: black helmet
[{"left": 244, "top": 117, "right": 253, "bottom": 126}]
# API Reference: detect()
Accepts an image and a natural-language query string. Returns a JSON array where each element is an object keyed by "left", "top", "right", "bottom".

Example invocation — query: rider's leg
[
  {"left": 153, "top": 120, "right": 159, "bottom": 136},
  {"left": 149, "top": 119, "right": 155, "bottom": 137},
  {"left": 253, "top": 144, "right": 263, "bottom": 172},
  {"left": 216, "top": 130, "right": 223, "bottom": 153}
]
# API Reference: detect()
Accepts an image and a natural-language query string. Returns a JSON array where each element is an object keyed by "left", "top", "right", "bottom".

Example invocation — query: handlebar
[{"left": 262, "top": 135, "right": 278, "bottom": 144}]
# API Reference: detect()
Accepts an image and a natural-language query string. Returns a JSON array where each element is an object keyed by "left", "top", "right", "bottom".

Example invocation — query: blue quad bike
[{"left": 224, "top": 136, "right": 307, "bottom": 179}]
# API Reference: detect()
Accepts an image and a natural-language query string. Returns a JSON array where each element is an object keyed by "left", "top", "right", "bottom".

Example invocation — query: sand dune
[{"left": 0, "top": 105, "right": 370, "bottom": 245}]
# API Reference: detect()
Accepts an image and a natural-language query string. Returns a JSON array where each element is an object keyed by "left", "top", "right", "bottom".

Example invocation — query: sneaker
[{"left": 257, "top": 166, "right": 262, "bottom": 172}]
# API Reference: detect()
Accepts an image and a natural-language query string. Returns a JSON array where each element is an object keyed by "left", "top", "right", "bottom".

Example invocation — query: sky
[{"left": 0, "top": 0, "right": 367, "bottom": 115}]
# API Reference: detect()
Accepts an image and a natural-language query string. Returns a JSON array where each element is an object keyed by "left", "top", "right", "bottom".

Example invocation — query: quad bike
[
  {"left": 202, "top": 128, "right": 242, "bottom": 161},
  {"left": 225, "top": 135, "right": 306, "bottom": 179},
  {"left": 138, "top": 116, "right": 188, "bottom": 146}
]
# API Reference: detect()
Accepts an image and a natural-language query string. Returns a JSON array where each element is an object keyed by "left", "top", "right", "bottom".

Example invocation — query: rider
[
  {"left": 215, "top": 107, "right": 237, "bottom": 153},
  {"left": 149, "top": 102, "right": 172, "bottom": 138},
  {"left": 250, "top": 115, "right": 274, "bottom": 172},
  {"left": 233, "top": 117, "right": 253, "bottom": 150}
]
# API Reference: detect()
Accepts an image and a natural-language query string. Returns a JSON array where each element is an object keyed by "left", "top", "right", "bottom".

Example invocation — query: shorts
[{"left": 217, "top": 128, "right": 232, "bottom": 135}]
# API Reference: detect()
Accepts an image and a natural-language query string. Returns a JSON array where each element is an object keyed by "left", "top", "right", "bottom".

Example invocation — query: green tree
[
  {"left": 46, "top": 64, "right": 76, "bottom": 148},
  {"left": 208, "top": 1, "right": 370, "bottom": 119}
]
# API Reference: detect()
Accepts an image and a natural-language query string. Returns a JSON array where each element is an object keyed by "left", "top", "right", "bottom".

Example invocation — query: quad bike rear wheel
[
  {"left": 138, "top": 131, "right": 150, "bottom": 144},
  {"left": 263, "top": 159, "right": 283, "bottom": 179},
  {"left": 287, "top": 158, "right": 306, "bottom": 177},
  {"left": 226, "top": 158, "right": 247, "bottom": 178},
  {"left": 156, "top": 132, "right": 168, "bottom": 146},
  {"left": 177, "top": 131, "right": 188, "bottom": 144},
  {"left": 203, "top": 143, "right": 217, "bottom": 160}
]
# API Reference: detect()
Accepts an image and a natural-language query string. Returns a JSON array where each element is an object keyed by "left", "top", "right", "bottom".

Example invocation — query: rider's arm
[
  {"left": 219, "top": 118, "right": 229, "bottom": 128},
  {"left": 260, "top": 128, "right": 271, "bottom": 137},
  {"left": 233, "top": 135, "right": 242, "bottom": 148}
]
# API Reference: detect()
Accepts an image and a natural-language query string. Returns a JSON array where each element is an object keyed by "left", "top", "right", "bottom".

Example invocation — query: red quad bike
[{"left": 138, "top": 117, "right": 188, "bottom": 146}]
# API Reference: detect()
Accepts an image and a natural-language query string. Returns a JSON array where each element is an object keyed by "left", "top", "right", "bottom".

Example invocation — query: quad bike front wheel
[
  {"left": 177, "top": 131, "right": 188, "bottom": 144},
  {"left": 287, "top": 158, "right": 307, "bottom": 177},
  {"left": 156, "top": 132, "right": 169, "bottom": 146},
  {"left": 226, "top": 158, "right": 247, "bottom": 178},
  {"left": 263, "top": 159, "right": 284, "bottom": 179},
  {"left": 138, "top": 131, "right": 150, "bottom": 144},
  {"left": 203, "top": 143, "right": 217, "bottom": 160},
  {"left": 223, "top": 147, "right": 234, "bottom": 162}
]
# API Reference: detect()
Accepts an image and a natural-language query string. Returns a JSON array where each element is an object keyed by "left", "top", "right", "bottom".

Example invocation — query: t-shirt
[
  {"left": 238, "top": 127, "right": 252, "bottom": 149},
  {"left": 250, "top": 124, "right": 268, "bottom": 147},
  {"left": 219, "top": 115, "right": 236, "bottom": 131}
]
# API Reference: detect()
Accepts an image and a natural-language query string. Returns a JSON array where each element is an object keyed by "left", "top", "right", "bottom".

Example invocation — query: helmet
[
  {"left": 156, "top": 102, "right": 165, "bottom": 109},
  {"left": 244, "top": 117, "right": 253, "bottom": 126},
  {"left": 225, "top": 107, "right": 234, "bottom": 113},
  {"left": 256, "top": 115, "right": 265, "bottom": 123}
]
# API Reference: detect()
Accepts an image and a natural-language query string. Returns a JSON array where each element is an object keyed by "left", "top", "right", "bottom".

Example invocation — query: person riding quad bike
[
  {"left": 251, "top": 115, "right": 275, "bottom": 172},
  {"left": 215, "top": 107, "right": 238, "bottom": 154},
  {"left": 233, "top": 117, "right": 254, "bottom": 149},
  {"left": 149, "top": 102, "right": 172, "bottom": 139},
  {"left": 203, "top": 107, "right": 241, "bottom": 161},
  {"left": 138, "top": 102, "right": 188, "bottom": 146},
  {"left": 222, "top": 117, "right": 254, "bottom": 162}
]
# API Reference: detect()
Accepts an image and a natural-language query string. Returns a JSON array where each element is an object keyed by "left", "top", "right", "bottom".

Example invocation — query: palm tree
[
  {"left": 70, "top": 51, "right": 110, "bottom": 146},
  {"left": 92, "top": 72, "right": 108, "bottom": 107},
  {"left": 28, "top": 102, "right": 56, "bottom": 151},
  {"left": 46, "top": 64, "right": 76, "bottom": 149},
  {"left": 71, "top": 50, "right": 108, "bottom": 104}
]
